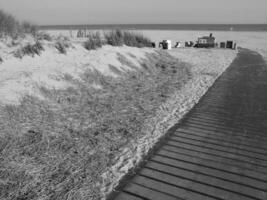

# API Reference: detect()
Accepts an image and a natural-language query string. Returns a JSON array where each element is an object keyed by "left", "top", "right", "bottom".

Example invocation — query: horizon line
[{"left": 39, "top": 23, "right": 267, "bottom": 26}]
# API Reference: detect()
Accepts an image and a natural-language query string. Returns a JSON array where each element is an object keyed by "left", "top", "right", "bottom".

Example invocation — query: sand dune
[
  {"left": 0, "top": 35, "right": 239, "bottom": 105},
  {"left": 0, "top": 34, "right": 237, "bottom": 199},
  {"left": 0, "top": 40, "right": 154, "bottom": 104}
]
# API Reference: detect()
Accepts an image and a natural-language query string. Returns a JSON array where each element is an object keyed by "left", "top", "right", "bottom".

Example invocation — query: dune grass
[
  {"left": 122, "top": 31, "right": 153, "bottom": 47},
  {"left": 84, "top": 32, "right": 104, "bottom": 50},
  {"left": 104, "top": 30, "right": 124, "bottom": 46},
  {"left": 55, "top": 41, "right": 67, "bottom": 54},
  {"left": 36, "top": 32, "right": 52, "bottom": 41},
  {"left": 55, "top": 37, "right": 72, "bottom": 54},
  {"left": 0, "top": 51, "right": 192, "bottom": 200},
  {"left": 83, "top": 30, "right": 153, "bottom": 51},
  {"left": 14, "top": 41, "right": 44, "bottom": 58},
  {"left": 0, "top": 9, "right": 36, "bottom": 38},
  {"left": 104, "top": 30, "right": 153, "bottom": 48}
]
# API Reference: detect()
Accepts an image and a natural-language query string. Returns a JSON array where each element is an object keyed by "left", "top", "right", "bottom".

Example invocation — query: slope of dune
[{"left": 0, "top": 39, "right": 154, "bottom": 104}]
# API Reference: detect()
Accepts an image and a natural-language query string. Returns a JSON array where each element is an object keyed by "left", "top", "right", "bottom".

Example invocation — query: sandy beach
[
  {"left": 45, "top": 29, "right": 267, "bottom": 60},
  {"left": 142, "top": 30, "right": 267, "bottom": 59}
]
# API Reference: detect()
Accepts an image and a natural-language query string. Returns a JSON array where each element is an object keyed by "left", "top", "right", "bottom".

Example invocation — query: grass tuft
[
  {"left": 104, "top": 30, "right": 153, "bottom": 48},
  {"left": 55, "top": 38, "right": 71, "bottom": 54},
  {"left": 104, "top": 30, "right": 124, "bottom": 46},
  {"left": 14, "top": 41, "right": 44, "bottom": 58},
  {"left": 55, "top": 41, "right": 67, "bottom": 54},
  {"left": 84, "top": 32, "right": 104, "bottom": 50},
  {"left": 123, "top": 31, "right": 153, "bottom": 47}
]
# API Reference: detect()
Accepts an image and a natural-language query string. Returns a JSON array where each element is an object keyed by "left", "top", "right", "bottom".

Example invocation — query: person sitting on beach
[{"left": 175, "top": 42, "right": 182, "bottom": 48}]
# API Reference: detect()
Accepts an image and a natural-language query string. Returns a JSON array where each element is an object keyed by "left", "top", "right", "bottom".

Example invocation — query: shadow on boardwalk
[{"left": 108, "top": 48, "right": 267, "bottom": 200}]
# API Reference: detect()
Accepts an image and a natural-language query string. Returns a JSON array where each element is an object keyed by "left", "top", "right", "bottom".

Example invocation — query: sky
[{"left": 0, "top": 0, "right": 266, "bottom": 25}]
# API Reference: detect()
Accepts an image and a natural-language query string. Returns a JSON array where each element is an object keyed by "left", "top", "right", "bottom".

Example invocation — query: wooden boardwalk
[{"left": 109, "top": 49, "right": 267, "bottom": 200}]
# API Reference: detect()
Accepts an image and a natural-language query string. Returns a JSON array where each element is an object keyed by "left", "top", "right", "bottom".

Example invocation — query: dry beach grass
[{"left": 0, "top": 51, "right": 192, "bottom": 200}]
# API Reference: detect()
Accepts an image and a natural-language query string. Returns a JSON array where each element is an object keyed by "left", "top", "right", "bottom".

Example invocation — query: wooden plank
[
  {"left": 190, "top": 114, "right": 267, "bottom": 130},
  {"left": 168, "top": 136, "right": 267, "bottom": 162},
  {"left": 175, "top": 128, "right": 267, "bottom": 151},
  {"left": 172, "top": 131, "right": 267, "bottom": 155},
  {"left": 115, "top": 192, "right": 145, "bottom": 200},
  {"left": 177, "top": 126, "right": 267, "bottom": 144},
  {"left": 166, "top": 139, "right": 267, "bottom": 168},
  {"left": 192, "top": 109, "right": 267, "bottom": 124},
  {"left": 190, "top": 112, "right": 262, "bottom": 125},
  {"left": 123, "top": 181, "right": 183, "bottom": 200},
  {"left": 132, "top": 175, "right": 214, "bottom": 200},
  {"left": 182, "top": 123, "right": 267, "bottom": 140},
  {"left": 183, "top": 120, "right": 267, "bottom": 138},
  {"left": 184, "top": 119, "right": 267, "bottom": 137},
  {"left": 186, "top": 116, "right": 266, "bottom": 133}
]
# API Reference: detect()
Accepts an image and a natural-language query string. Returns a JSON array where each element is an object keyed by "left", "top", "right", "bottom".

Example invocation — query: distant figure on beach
[
  {"left": 174, "top": 42, "right": 182, "bottom": 48},
  {"left": 185, "top": 41, "right": 194, "bottom": 47}
]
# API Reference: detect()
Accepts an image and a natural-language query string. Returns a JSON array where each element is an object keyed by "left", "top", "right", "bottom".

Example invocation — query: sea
[{"left": 39, "top": 24, "right": 267, "bottom": 32}]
